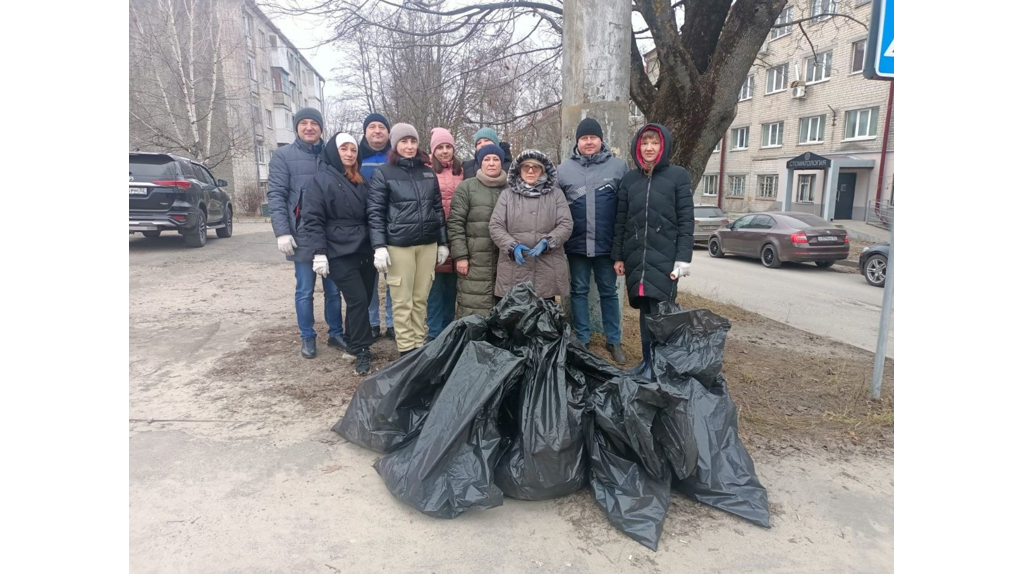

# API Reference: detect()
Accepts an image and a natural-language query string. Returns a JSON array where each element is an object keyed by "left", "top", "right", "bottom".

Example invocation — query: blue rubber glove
[
  {"left": 513, "top": 243, "right": 529, "bottom": 266},
  {"left": 527, "top": 238, "right": 549, "bottom": 257}
]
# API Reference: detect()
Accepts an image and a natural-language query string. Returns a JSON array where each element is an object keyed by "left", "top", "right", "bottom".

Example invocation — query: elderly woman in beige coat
[{"left": 488, "top": 149, "right": 573, "bottom": 300}]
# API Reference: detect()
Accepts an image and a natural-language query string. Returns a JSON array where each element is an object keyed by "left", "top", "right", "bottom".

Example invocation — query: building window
[
  {"left": 731, "top": 127, "right": 749, "bottom": 150},
  {"left": 269, "top": 35, "right": 278, "bottom": 47},
  {"left": 761, "top": 121, "right": 784, "bottom": 148},
  {"left": 845, "top": 107, "right": 879, "bottom": 140},
  {"left": 702, "top": 174, "right": 719, "bottom": 196},
  {"left": 758, "top": 175, "right": 779, "bottom": 199},
  {"left": 713, "top": 140, "right": 721, "bottom": 153},
  {"left": 629, "top": 101, "right": 643, "bottom": 122},
  {"left": 851, "top": 40, "right": 867, "bottom": 74},
  {"left": 797, "top": 174, "right": 816, "bottom": 202},
  {"left": 770, "top": 7, "right": 793, "bottom": 40},
  {"left": 247, "top": 56, "right": 256, "bottom": 81},
  {"left": 256, "top": 141, "right": 266, "bottom": 164},
  {"left": 738, "top": 75, "right": 754, "bottom": 101},
  {"left": 728, "top": 176, "right": 746, "bottom": 197},
  {"left": 805, "top": 51, "right": 833, "bottom": 83},
  {"left": 766, "top": 64, "right": 788, "bottom": 94},
  {"left": 262, "top": 69, "right": 270, "bottom": 90},
  {"left": 811, "top": 0, "right": 837, "bottom": 22},
  {"left": 259, "top": 30, "right": 266, "bottom": 49},
  {"left": 799, "top": 115, "right": 826, "bottom": 144},
  {"left": 265, "top": 109, "right": 273, "bottom": 127},
  {"left": 250, "top": 94, "right": 259, "bottom": 119}
]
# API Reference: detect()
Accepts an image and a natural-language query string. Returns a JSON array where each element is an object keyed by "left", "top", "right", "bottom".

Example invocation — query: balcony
[
  {"left": 273, "top": 91, "right": 293, "bottom": 110},
  {"left": 270, "top": 45, "right": 288, "bottom": 69},
  {"left": 275, "top": 126, "right": 293, "bottom": 146}
]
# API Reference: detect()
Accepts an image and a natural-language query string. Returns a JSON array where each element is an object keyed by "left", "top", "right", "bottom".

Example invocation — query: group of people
[{"left": 267, "top": 107, "right": 695, "bottom": 376}]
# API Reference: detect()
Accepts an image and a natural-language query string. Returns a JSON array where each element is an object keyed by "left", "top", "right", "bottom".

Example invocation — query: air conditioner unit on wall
[{"left": 791, "top": 82, "right": 806, "bottom": 99}]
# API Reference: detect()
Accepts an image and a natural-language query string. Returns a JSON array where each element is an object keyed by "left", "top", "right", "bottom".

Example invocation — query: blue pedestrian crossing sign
[{"left": 865, "top": 0, "right": 894, "bottom": 80}]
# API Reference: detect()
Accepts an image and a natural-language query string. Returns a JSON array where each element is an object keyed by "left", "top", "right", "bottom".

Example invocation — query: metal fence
[{"left": 866, "top": 200, "right": 893, "bottom": 230}]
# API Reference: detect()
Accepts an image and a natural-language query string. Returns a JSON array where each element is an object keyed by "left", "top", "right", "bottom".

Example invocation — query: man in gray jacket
[
  {"left": 557, "top": 118, "right": 628, "bottom": 364},
  {"left": 267, "top": 107, "right": 346, "bottom": 359}
]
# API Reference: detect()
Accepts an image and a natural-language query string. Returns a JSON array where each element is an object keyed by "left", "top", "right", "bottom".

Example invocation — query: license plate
[
  {"left": 129, "top": 187, "right": 147, "bottom": 195},
  {"left": 818, "top": 235, "right": 839, "bottom": 242},
  {"left": 702, "top": 225, "right": 718, "bottom": 230}
]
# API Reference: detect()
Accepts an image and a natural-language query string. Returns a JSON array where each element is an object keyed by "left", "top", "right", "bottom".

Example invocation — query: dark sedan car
[
  {"left": 859, "top": 243, "right": 889, "bottom": 287},
  {"left": 129, "top": 152, "right": 233, "bottom": 248},
  {"left": 708, "top": 211, "right": 849, "bottom": 268}
]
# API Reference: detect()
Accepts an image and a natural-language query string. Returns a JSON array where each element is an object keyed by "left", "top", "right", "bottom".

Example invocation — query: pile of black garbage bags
[{"left": 332, "top": 283, "right": 769, "bottom": 550}]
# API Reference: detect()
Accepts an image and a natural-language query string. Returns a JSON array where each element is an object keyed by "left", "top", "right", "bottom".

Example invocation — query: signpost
[
  {"left": 865, "top": 0, "right": 894, "bottom": 80},
  {"left": 865, "top": 0, "right": 893, "bottom": 399}
]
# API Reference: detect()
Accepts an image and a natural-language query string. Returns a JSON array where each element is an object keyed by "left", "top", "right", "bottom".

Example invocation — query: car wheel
[
  {"left": 815, "top": 260, "right": 835, "bottom": 268},
  {"left": 760, "top": 244, "right": 781, "bottom": 268},
  {"left": 184, "top": 211, "right": 207, "bottom": 248},
  {"left": 708, "top": 238, "right": 725, "bottom": 258},
  {"left": 216, "top": 206, "right": 233, "bottom": 238},
  {"left": 864, "top": 254, "right": 886, "bottom": 287},
  {"left": 142, "top": 230, "right": 161, "bottom": 239}
]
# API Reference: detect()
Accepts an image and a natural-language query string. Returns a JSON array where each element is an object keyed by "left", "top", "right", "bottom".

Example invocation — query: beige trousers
[{"left": 386, "top": 243, "right": 438, "bottom": 352}]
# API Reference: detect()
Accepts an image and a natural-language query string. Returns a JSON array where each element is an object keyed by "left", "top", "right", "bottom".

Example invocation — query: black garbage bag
[
  {"left": 332, "top": 316, "right": 489, "bottom": 452},
  {"left": 373, "top": 341, "right": 526, "bottom": 518},
  {"left": 671, "top": 374, "right": 771, "bottom": 528},
  {"left": 568, "top": 345, "right": 686, "bottom": 550},
  {"left": 490, "top": 284, "right": 588, "bottom": 500},
  {"left": 646, "top": 304, "right": 770, "bottom": 528}
]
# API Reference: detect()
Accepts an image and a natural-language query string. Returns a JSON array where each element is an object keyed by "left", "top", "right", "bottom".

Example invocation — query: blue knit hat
[
  {"left": 473, "top": 127, "right": 499, "bottom": 146},
  {"left": 363, "top": 113, "right": 390, "bottom": 133},
  {"left": 475, "top": 144, "right": 505, "bottom": 166}
]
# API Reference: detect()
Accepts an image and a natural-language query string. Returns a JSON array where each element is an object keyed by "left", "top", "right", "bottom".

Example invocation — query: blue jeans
[
  {"left": 426, "top": 272, "right": 457, "bottom": 338},
  {"left": 294, "top": 261, "right": 344, "bottom": 341},
  {"left": 567, "top": 254, "right": 622, "bottom": 345},
  {"left": 368, "top": 270, "right": 394, "bottom": 328}
]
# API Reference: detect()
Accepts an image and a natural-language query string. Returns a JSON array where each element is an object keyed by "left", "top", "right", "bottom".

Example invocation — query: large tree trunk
[{"left": 631, "top": 0, "right": 788, "bottom": 183}]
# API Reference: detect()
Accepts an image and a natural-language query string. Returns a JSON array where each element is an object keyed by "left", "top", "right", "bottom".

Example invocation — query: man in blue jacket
[
  {"left": 358, "top": 113, "right": 394, "bottom": 340},
  {"left": 267, "top": 107, "right": 346, "bottom": 359},
  {"left": 557, "top": 118, "right": 628, "bottom": 364}
]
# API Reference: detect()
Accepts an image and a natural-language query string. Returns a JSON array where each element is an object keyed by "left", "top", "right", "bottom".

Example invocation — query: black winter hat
[
  {"left": 363, "top": 113, "right": 391, "bottom": 133},
  {"left": 575, "top": 117, "right": 603, "bottom": 141},
  {"left": 294, "top": 107, "right": 324, "bottom": 132}
]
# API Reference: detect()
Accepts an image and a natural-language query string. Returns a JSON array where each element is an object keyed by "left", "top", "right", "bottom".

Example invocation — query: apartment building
[
  {"left": 702, "top": 0, "right": 894, "bottom": 221},
  {"left": 235, "top": 1, "right": 326, "bottom": 196}
]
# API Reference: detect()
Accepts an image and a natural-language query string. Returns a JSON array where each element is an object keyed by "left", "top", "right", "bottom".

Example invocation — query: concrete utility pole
[{"left": 560, "top": 0, "right": 632, "bottom": 335}]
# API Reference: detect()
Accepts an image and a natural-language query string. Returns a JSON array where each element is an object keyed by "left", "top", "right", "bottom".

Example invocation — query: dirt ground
[{"left": 129, "top": 222, "right": 893, "bottom": 573}]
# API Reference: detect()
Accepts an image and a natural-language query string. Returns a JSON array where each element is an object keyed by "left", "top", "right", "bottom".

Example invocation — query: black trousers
[{"left": 328, "top": 254, "right": 377, "bottom": 352}]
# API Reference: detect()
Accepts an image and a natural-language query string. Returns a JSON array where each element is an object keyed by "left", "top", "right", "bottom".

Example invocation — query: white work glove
[
  {"left": 313, "top": 254, "right": 329, "bottom": 278},
  {"left": 436, "top": 245, "right": 450, "bottom": 265},
  {"left": 374, "top": 247, "right": 391, "bottom": 274},
  {"left": 670, "top": 261, "right": 691, "bottom": 280},
  {"left": 277, "top": 234, "right": 297, "bottom": 256}
]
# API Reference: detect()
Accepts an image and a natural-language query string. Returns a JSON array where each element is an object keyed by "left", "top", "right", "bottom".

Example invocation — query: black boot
[
  {"left": 301, "top": 338, "right": 316, "bottom": 359},
  {"left": 385, "top": 327, "right": 396, "bottom": 340},
  {"left": 370, "top": 325, "right": 381, "bottom": 339}
]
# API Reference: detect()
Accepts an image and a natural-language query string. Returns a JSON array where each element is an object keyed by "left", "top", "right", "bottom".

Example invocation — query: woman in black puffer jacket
[
  {"left": 367, "top": 123, "right": 449, "bottom": 355},
  {"left": 611, "top": 123, "right": 695, "bottom": 373},
  {"left": 301, "top": 132, "right": 376, "bottom": 375}
]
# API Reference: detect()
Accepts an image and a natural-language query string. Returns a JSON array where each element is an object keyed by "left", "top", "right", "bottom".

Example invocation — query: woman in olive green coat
[{"left": 448, "top": 144, "right": 508, "bottom": 317}]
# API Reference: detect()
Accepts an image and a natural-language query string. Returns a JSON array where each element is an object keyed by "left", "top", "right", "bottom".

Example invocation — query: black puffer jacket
[
  {"left": 300, "top": 134, "right": 372, "bottom": 259},
  {"left": 611, "top": 123, "right": 695, "bottom": 309},
  {"left": 367, "top": 155, "right": 448, "bottom": 248}
]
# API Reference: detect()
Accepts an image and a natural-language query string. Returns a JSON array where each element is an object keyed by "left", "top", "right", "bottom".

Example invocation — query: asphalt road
[{"left": 680, "top": 248, "right": 894, "bottom": 358}]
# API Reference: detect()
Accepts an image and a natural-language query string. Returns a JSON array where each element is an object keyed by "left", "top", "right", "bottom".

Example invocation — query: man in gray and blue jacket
[
  {"left": 267, "top": 107, "right": 346, "bottom": 359},
  {"left": 557, "top": 118, "right": 628, "bottom": 364}
]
